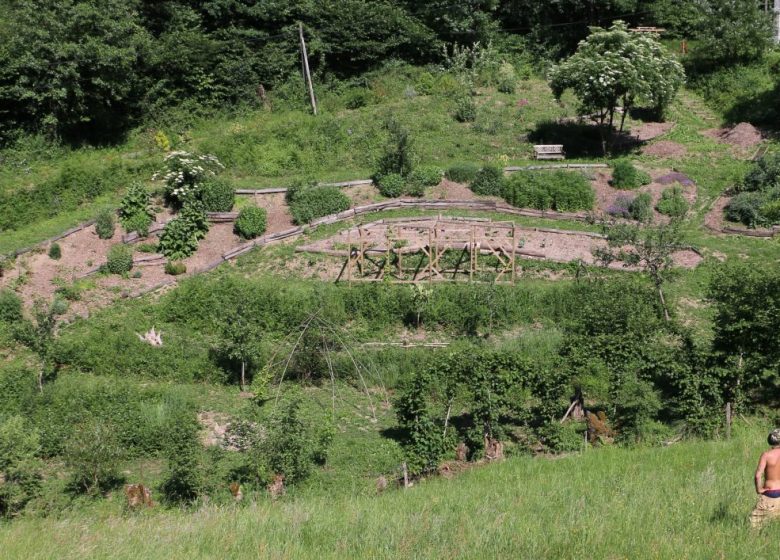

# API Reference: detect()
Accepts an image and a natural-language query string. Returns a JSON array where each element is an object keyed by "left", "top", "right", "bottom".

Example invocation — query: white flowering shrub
[
  {"left": 153, "top": 151, "right": 225, "bottom": 206},
  {"left": 548, "top": 21, "right": 685, "bottom": 150}
]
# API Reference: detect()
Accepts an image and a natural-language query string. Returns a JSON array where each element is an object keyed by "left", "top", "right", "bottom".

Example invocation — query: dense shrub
[
  {"left": 610, "top": 160, "right": 652, "bottom": 189},
  {"left": 234, "top": 207, "right": 268, "bottom": 239},
  {"left": 377, "top": 173, "right": 406, "bottom": 198},
  {"left": 656, "top": 186, "right": 689, "bottom": 218},
  {"left": 63, "top": 418, "right": 124, "bottom": 494},
  {"left": 502, "top": 171, "right": 594, "bottom": 212},
  {"left": 759, "top": 199, "right": 780, "bottom": 224},
  {"left": 158, "top": 217, "right": 200, "bottom": 260},
  {"left": 409, "top": 166, "right": 443, "bottom": 188},
  {"left": 164, "top": 261, "right": 187, "bottom": 276},
  {"left": 470, "top": 165, "right": 505, "bottom": 196},
  {"left": 496, "top": 62, "right": 517, "bottom": 94},
  {"left": 375, "top": 119, "right": 415, "bottom": 178},
  {"left": 0, "top": 290, "right": 23, "bottom": 323},
  {"left": 95, "top": 208, "right": 116, "bottom": 240},
  {"left": 629, "top": 192, "right": 654, "bottom": 222},
  {"left": 105, "top": 244, "right": 133, "bottom": 275},
  {"left": 160, "top": 413, "right": 202, "bottom": 504},
  {"left": 120, "top": 183, "right": 154, "bottom": 228},
  {"left": 445, "top": 163, "right": 480, "bottom": 183},
  {"left": 289, "top": 187, "right": 350, "bottom": 225},
  {"left": 155, "top": 152, "right": 224, "bottom": 208},
  {"left": 47, "top": 243, "right": 61, "bottom": 260},
  {"left": 725, "top": 191, "right": 767, "bottom": 227},
  {"left": 740, "top": 152, "right": 780, "bottom": 193},
  {"left": 200, "top": 177, "right": 235, "bottom": 212},
  {"left": 454, "top": 96, "right": 477, "bottom": 122},
  {"left": 606, "top": 194, "right": 634, "bottom": 219},
  {"left": 0, "top": 416, "right": 43, "bottom": 517},
  {"left": 123, "top": 212, "right": 152, "bottom": 237}
]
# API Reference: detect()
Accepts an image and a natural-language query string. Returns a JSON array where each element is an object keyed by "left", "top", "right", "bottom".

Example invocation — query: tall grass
[{"left": 1, "top": 423, "right": 778, "bottom": 559}]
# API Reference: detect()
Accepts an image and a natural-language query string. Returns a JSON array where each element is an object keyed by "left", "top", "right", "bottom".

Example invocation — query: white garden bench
[{"left": 533, "top": 145, "right": 565, "bottom": 160}]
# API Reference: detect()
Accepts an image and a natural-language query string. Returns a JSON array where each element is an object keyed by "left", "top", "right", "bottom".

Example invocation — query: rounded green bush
[
  {"left": 234, "top": 206, "right": 268, "bottom": 239},
  {"left": 629, "top": 192, "right": 653, "bottom": 222},
  {"left": 405, "top": 181, "right": 426, "bottom": 197},
  {"left": 289, "top": 187, "right": 351, "bottom": 225},
  {"left": 409, "top": 166, "right": 443, "bottom": 187},
  {"left": 200, "top": 177, "right": 235, "bottom": 212},
  {"left": 454, "top": 97, "right": 477, "bottom": 123},
  {"left": 95, "top": 208, "right": 116, "bottom": 240},
  {"left": 377, "top": 173, "right": 405, "bottom": 198},
  {"left": 610, "top": 160, "right": 651, "bottom": 189},
  {"left": 741, "top": 152, "right": 780, "bottom": 192},
  {"left": 0, "top": 289, "right": 23, "bottom": 323},
  {"left": 656, "top": 186, "right": 689, "bottom": 218},
  {"left": 164, "top": 260, "right": 187, "bottom": 276},
  {"left": 158, "top": 217, "right": 199, "bottom": 260},
  {"left": 725, "top": 192, "right": 765, "bottom": 227},
  {"left": 470, "top": 166, "right": 505, "bottom": 196},
  {"left": 123, "top": 212, "right": 153, "bottom": 237},
  {"left": 106, "top": 244, "right": 133, "bottom": 275},
  {"left": 48, "top": 243, "right": 62, "bottom": 260},
  {"left": 445, "top": 163, "right": 480, "bottom": 183}
]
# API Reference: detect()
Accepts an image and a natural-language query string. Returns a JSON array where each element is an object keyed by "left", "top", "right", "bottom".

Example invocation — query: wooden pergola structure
[{"left": 342, "top": 219, "right": 522, "bottom": 284}]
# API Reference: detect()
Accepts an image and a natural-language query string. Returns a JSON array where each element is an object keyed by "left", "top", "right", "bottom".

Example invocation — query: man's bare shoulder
[{"left": 764, "top": 448, "right": 780, "bottom": 461}]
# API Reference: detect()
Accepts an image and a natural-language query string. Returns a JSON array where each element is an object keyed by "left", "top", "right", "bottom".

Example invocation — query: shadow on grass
[{"left": 528, "top": 120, "right": 636, "bottom": 158}]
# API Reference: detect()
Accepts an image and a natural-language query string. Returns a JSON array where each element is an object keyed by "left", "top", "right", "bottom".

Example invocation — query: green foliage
[
  {"left": 629, "top": 193, "right": 653, "bottom": 222},
  {"left": 536, "top": 421, "right": 584, "bottom": 453},
  {"left": 258, "top": 398, "right": 332, "bottom": 486},
  {"left": 408, "top": 165, "right": 443, "bottom": 188},
  {"left": 549, "top": 21, "right": 684, "bottom": 142},
  {"left": 445, "top": 163, "right": 480, "bottom": 183},
  {"left": 0, "top": 416, "right": 42, "bottom": 518},
  {"left": 689, "top": 0, "right": 773, "bottom": 66},
  {"left": 740, "top": 152, "right": 780, "bottom": 193},
  {"left": 656, "top": 186, "right": 689, "bottom": 218},
  {"left": 234, "top": 207, "right": 268, "bottom": 240},
  {"left": 611, "top": 160, "right": 652, "bottom": 189},
  {"left": 123, "top": 212, "right": 153, "bottom": 237},
  {"left": 375, "top": 119, "right": 416, "bottom": 178},
  {"left": 502, "top": 171, "right": 594, "bottom": 212},
  {"left": 47, "top": 243, "right": 61, "bottom": 260},
  {"left": 453, "top": 96, "right": 477, "bottom": 123},
  {"left": 377, "top": 173, "right": 406, "bottom": 198},
  {"left": 200, "top": 177, "right": 235, "bottom": 212},
  {"left": 155, "top": 152, "right": 224, "bottom": 208},
  {"left": 469, "top": 165, "right": 505, "bottom": 196},
  {"left": 0, "top": 290, "right": 23, "bottom": 323},
  {"left": 216, "top": 303, "right": 262, "bottom": 389},
  {"left": 160, "top": 412, "right": 202, "bottom": 504},
  {"left": 496, "top": 62, "right": 517, "bottom": 94},
  {"left": 158, "top": 202, "right": 209, "bottom": 260},
  {"left": 725, "top": 190, "right": 780, "bottom": 228},
  {"left": 164, "top": 261, "right": 187, "bottom": 276},
  {"left": 119, "top": 182, "right": 154, "bottom": 236},
  {"left": 289, "top": 187, "right": 350, "bottom": 225},
  {"left": 13, "top": 300, "right": 63, "bottom": 390},
  {"left": 95, "top": 208, "right": 116, "bottom": 240},
  {"left": 63, "top": 418, "right": 124, "bottom": 495},
  {"left": 105, "top": 244, "right": 133, "bottom": 275}
]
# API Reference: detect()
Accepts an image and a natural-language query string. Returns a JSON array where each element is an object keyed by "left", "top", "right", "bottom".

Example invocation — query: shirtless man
[{"left": 750, "top": 429, "right": 780, "bottom": 527}]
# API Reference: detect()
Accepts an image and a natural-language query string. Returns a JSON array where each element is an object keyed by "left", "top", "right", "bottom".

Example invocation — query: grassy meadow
[{"left": 0, "top": 423, "right": 778, "bottom": 560}]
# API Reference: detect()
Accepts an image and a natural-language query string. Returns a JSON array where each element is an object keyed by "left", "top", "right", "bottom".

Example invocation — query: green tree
[
  {"left": 217, "top": 304, "right": 262, "bottom": 391},
  {"left": 0, "top": 415, "right": 43, "bottom": 518},
  {"left": 63, "top": 418, "right": 124, "bottom": 495},
  {"left": 13, "top": 300, "right": 65, "bottom": 391},
  {"left": 549, "top": 21, "right": 685, "bottom": 153},
  {"left": 690, "top": 0, "right": 773, "bottom": 65}
]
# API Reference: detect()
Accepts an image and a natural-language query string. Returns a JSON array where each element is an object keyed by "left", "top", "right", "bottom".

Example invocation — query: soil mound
[
  {"left": 642, "top": 141, "right": 687, "bottom": 158},
  {"left": 703, "top": 122, "right": 763, "bottom": 148}
]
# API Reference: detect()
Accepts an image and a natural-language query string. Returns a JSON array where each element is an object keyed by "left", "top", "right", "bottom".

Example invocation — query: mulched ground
[
  {"left": 641, "top": 141, "right": 687, "bottom": 158},
  {"left": 702, "top": 122, "right": 763, "bottom": 153}
]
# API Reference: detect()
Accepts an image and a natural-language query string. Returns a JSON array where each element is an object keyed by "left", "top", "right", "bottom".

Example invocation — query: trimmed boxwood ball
[
  {"left": 376, "top": 173, "right": 405, "bottom": 198},
  {"left": 234, "top": 206, "right": 268, "bottom": 239},
  {"left": 105, "top": 244, "right": 133, "bottom": 274},
  {"left": 470, "top": 165, "right": 505, "bottom": 196},
  {"left": 290, "top": 187, "right": 350, "bottom": 224},
  {"left": 200, "top": 177, "right": 235, "bottom": 212}
]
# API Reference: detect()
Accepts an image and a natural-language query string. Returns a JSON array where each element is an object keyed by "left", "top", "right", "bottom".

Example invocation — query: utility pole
[{"left": 298, "top": 22, "right": 318, "bottom": 115}]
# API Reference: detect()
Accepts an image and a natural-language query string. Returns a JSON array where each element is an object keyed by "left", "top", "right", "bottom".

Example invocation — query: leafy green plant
[
  {"left": 179, "top": 201, "right": 209, "bottom": 240},
  {"left": 656, "top": 186, "right": 689, "bottom": 218},
  {"left": 290, "top": 187, "right": 350, "bottom": 225},
  {"left": 454, "top": 96, "right": 477, "bottom": 122},
  {"left": 200, "top": 177, "right": 235, "bottom": 212},
  {"left": 154, "top": 151, "right": 224, "bottom": 207},
  {"left": 0, "top": 290, "right": 23, "bottom": 323},
  {"left": 64, "top": 419, "right": 124, "bottom": 495},
  {"left": 158, "top": 218, "right": 200, "bottom": 260},
  {"left": 496, "top": 62, "right": 517, "bottom": 94},
  {"left": 160, "top": 413, "right": 202, "bottom": 504},
  {"left": 119, "top": 182, "right": 154, "bottom": 235},
  {"left": 105, "top": 244, "right": 133, "bottom": 274},
  {"left": 123, "top": 212, "right": 152, "bottom": 237},
  {"left": 629, "top": 192, "right": 654, "bottom": 222},
  {"left": 164, "top": 261, "right": 187, "bottom": 276},
  {"left": 375, "top": 118, "right": 416, "bottom": 178},
  {"left": 740, "top": 152, "right": 780, "bottom": 193},
  {"left": 445, "top": 163, "right": 480, "bottom": 183},
  {"left": 136, "top": 243, "right": 158, "bottom": 254},
  {"left": 234, "top": 207, "right": 268, "bottom": 239},
  {"left": 409, "top": 166, "right": 443, "bottom": 188},
  {"left": 48, "top": 243, "right": 61, "bottom": 260},
  {"left": 95, "top": 208, "right": 116, "bottom": 240},
  {"left": 470, "top": 165, "right": 505, "bottom": 196},
  {"left": 502, "top": 171, "right": 594, "bottom": 212},
  {"left": 377, "top": 173, "right": 405, "bottom": 198},
  {"left": 759, "top": 199, "right": 780, "bottom": 225},
  {"left": 610, "top": 160, "right": 652, "bottom": 189},
  {"left": 0, "top": 416, "right": 43, "bottom": 517}
]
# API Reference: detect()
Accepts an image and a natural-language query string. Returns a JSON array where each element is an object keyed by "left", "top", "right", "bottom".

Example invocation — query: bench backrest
[{"left": 533, "top": 145, "right": 564, "bottom": 153}]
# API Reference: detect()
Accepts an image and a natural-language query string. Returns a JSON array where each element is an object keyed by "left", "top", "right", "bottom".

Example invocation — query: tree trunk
[
  {"left": 240, "top": 360, "right": 246, "bottom": 391},
  {"left": 725, "top": 401, "right": 732, "bottom": 439},
  {"left": 618, "top": 95, "right": 629, "bottom": 136},
  {"left": 37, "top": 369, "right": 43, "bottom": 393},
  {"left": 657, "top": 285, "right": 671, "bottom": 322}
]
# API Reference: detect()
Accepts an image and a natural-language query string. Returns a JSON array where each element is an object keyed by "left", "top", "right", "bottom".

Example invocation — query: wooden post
[
  {"left": 725, "top": 402, "right": 732, "bottom": 439},
  {"left": 298, "top": 22, "right": 318, "bottom": 115},
  {"left": 511, "top": 224, "right": 517, "bottom": 284},
  {"left": 346, "top": 228, "right": 352, "bottom": 284},
  {"left": 427, "top": 228, "right": 433, "bottom": 284},
  {"left": 469, "top": 227, "right": 474, "bottom": 282},
  {"left": 402, "top": 462, "right": 409, "bottom": 489},
  {"left": 359, "top": 227, "right": 365, "bottom": 273}
]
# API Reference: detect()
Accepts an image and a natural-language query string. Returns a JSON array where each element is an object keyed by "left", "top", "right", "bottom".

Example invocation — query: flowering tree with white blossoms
[
  {"left": 153, "top": 151, "right": 225, "bottom": 207},
  {"left": 548, "top": 21, "right": 685, "bottom": 154}
]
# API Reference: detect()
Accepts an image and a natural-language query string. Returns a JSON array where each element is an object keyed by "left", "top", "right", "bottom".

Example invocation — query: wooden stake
[
  {"left": 511, "top": 224, "right": 517, "bottom": 284},
  {"left": 402, "top": 462, "right": 409, "bottom": 488},
  {"left": 346, "top": 228, "right": 352, "bottom": 284},
  {"left": 298, "top": 22, "right": 318, "bottom": 115},
  {"left": 725, "top": 401, "right": 732, "bottom": 439}
]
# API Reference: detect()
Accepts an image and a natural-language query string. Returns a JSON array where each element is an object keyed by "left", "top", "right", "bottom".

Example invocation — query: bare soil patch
[
  {"left": 641, "top": 141, "right": 687, "bottom": 158},
  {"left": 632, "top": 122, "right": 675, "bottom": 142},
  {"left": 702, "top": 122, "right": 763, "bottom": 150}
]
